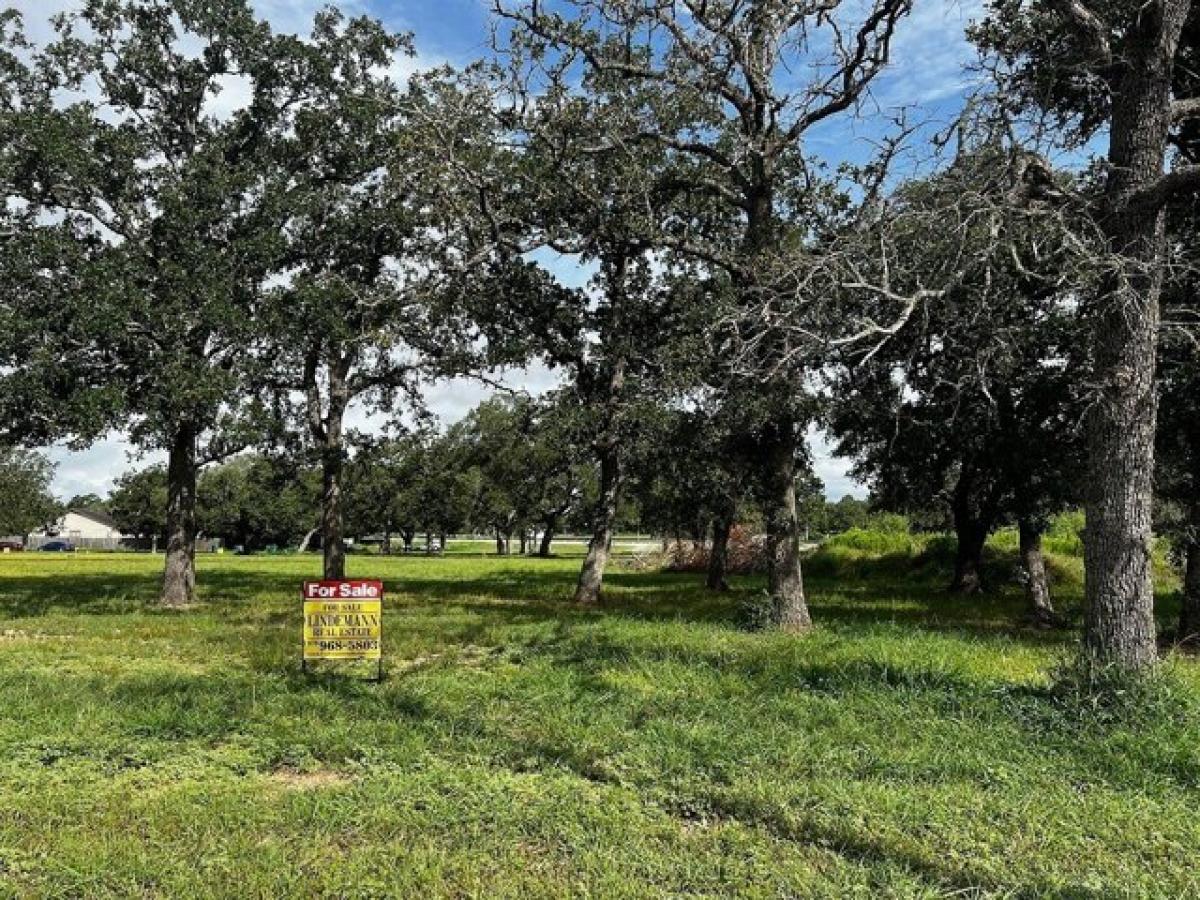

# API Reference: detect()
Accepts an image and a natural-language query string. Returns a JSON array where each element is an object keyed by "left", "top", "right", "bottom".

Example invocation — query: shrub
[
  {"left": 1047, "top": 655, "right": 1198, "bottom": 726},
  {"left": 736, "top": 589, "right": 783, "bottom": 630},
  {"left": 823, "top": 526, "right": 917, "bottom": 556},
  {"left": 863, "top": 512, "right": 911, "bottom": 534},
  {"left": 1045, "top": 510, "right": 1086, "bottom": 557}
]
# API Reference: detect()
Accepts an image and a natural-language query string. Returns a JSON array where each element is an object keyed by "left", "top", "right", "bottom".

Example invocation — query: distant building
[{"left": 36, "top": 509, "right": 130, "bottom": 543}]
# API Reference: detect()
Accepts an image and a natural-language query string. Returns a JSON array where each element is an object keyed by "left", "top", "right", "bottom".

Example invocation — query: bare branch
[{"left": 1172, "top": 96, "right": 1200, "bottom": 122}]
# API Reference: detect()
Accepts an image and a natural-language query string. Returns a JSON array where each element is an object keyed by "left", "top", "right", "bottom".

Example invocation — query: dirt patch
[
  {"left": 268, "top": 768, "right": 351, "bottom": 791},
  {"left": 457, "top": 644, "right": 501, "bottom": 666},
  {"left": 0, "top": 629, "right": 46, "bottom": 641},
  {"left": 392, "top": 653, "right": 443, "bottom": 673}
]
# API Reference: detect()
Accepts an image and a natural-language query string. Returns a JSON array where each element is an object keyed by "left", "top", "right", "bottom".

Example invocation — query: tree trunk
[
  {"left": 1082, "top": 234, "right": 1162, "bottom": 668},
  {"left": 706, "top": 514, "right": 732, "bottom": 592},
  {"left": 733, "top": 156, "right": 809, "bottom": 629},
  {"left": 1180, "top": 540, "right": 1200, "bottom": 646},
  {"left": 1178, "top": 489, "right": 1200, "bottom": 644},
  {"left": 305, "top": 347, "right": 352, "bottom": 582},
  {"left": 321, "top": 443, "right": 346, "bottom": 580},
  {"left": 575, "top": 439, "right": 621, "bottom": 606},
  {"left": 494, "top": 529, "right": 507, "bottom": 556},
  {"left": 160, "top": 421, "right": 198, "bottom": 607},
  {"left": 1019, "top": 519, "right": 1058, "bottom": 627},
  {"left": 519, "top": 531, "right": 528, "bottom": 555},
  {"left": 949, "top": 467, "right": 990, "bottom": 594},
  {"left": 761, "top": 420, "right": 811, "bottom": 630},
  {"left": 382, "top": 527, "right": 392, "bottom": 555},
  {"left": 951, "top": 519, "right": 988, "bottom": 594},
  {"left": 297, "top": 526, "right": 317, "bottom": 553},
  {"left": 538, "top": 516, "right": 557, "bottom": 557},
  {"left": 1082, "top": 5, "right": 1188, "bottom": 673}
]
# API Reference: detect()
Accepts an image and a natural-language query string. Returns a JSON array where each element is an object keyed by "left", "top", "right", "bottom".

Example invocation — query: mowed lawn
[{"left": 1, "top": 550, "right": 1199, "bottom": 898}]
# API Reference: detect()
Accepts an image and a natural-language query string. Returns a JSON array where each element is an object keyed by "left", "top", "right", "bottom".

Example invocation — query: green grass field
[{"left": 1, "top": 547, "right": 1198, "bottom": 898}]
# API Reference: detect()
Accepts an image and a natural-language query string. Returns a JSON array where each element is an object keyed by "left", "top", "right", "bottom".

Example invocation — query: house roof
[{"left": 68, "top": 507, "right": 121, "bottom": 530}]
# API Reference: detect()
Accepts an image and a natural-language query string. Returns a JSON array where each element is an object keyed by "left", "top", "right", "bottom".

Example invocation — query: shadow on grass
[
  {"left": 0, "top": 559, "right": 1091, "bottom": 652},
  {"left": 682, "top": 790, "right": 1101, "bottom": 899},
  {"left": 1, "top": 549, "right": 1181, "bottom": 667}
]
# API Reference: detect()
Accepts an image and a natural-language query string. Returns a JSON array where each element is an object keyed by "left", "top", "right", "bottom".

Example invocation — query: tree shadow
[
  {"left": 0, "top": 571, "right": 164, "bottom": 617},
  {"left": 0, "top": 553, "right": 1181, "bottom": 661},
  {"left": 0, "top": 562, "right": 1082, "bottom": 654}
]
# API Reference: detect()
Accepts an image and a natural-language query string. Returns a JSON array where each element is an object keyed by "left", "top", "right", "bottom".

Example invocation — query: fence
[{"left": 22, "top": 535, "right": 222, "bottom": 552}]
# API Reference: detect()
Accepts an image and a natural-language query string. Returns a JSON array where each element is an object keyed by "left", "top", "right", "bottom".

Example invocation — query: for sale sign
[{"left": 302, "top": 580, "right": 383, "bottom": 662}]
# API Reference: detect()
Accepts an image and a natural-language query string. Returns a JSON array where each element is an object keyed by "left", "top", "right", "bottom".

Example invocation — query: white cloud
[
  {"left": 874, "top": 0, "right": 984, "bottom": 108},
  {"left": 249, "top": 0, "right": 366, "bottom": 36},
  {"left": 45, "top": 435, "right": 164, "bottom": 501},
  {"left": 809, "top": 428, "right": 866, "bottom": 500}
]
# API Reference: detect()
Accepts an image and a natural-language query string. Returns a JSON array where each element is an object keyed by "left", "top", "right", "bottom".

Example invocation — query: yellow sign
[{"left": 302, "top": 580, "right": 382, "bottom": 661}]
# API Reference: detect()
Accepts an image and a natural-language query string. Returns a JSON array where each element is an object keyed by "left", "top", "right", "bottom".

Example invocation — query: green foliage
[
  {"left": 1047, "top": 656, "right": 1199, "bottom": 728},
  {"left": 823, "top": 526, "right": 920, "bottom": 556},
  {"left": 822, "top": 495, "right": 871, "bottom": 533},
  {"left": 1045, "top": 509, "right": 1087, "bottom": 556},
  {"left": 65, "top": 493, "right": 107, "bottom": 513},
  {"left": 827, "top": 140, "right": 1089, "bottom": 558},
  {"left": 625, "top": 401, "right": 772, "bottom": 542},
  {"left": 0, "top": 448, "right": 60, "bottom": 537},
  {"left": 1, "top": 0, "right": 302, "bottom": 452},
  {"left": 863, "top": 512, "right": 910, "bottom": 534},
  {"left": 448, "top": 395, "right": 591, "bottom": 546},
  {"left": 0, "top": 552, "right": 1197, "bottom": 896},
  {"left": 107, "top": 467, "right": 168, "bottom": 543},
  {"left": 197, "top": 455, "right": 318, "bottom": 551},
  {"left": 984, "top": 511, "right": 1178, "bottom": 588}
]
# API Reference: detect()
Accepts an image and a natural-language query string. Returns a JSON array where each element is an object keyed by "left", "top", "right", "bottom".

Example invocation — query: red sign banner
[{"left": 303, "top": 579, "right": 383, "bottom": 600}]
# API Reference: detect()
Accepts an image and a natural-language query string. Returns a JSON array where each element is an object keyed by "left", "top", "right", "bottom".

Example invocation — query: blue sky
[{"left": 19, "top": 0, "right": 986, "bottom": 502}]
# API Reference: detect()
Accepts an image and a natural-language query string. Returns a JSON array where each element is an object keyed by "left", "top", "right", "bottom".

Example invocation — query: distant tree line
[{"left": 4, "top": 394, "right": 888, "bottom": 557}]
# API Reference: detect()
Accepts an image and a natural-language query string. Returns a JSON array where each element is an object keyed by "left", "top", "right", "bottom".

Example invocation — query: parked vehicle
[
  {"left": 0, "top": 539, "right": 24, "bottom": 552},
  {"left": 39, "top": 540, "right": 75, "bottom": 552}
]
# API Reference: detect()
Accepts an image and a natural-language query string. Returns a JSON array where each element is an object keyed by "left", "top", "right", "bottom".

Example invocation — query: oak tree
[{"left": 974, "top": 0, "right": 1200, "bottom": 670}]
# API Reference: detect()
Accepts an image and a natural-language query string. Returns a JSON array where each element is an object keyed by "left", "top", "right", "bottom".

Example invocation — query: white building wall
[{"left": 49, "top": 512, "right": 125, "bottom": 540}]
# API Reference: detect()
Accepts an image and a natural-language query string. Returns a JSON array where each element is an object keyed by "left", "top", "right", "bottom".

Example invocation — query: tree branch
[
  {"left": 1125, "top": 164, "right": 1200, "bottom": 212},
  {"left": 1049, "top": 0, "right": 1113, "bottom": 65},
  {"left": 1172, "top": 96, "right": 1200, "bottom": 122}
]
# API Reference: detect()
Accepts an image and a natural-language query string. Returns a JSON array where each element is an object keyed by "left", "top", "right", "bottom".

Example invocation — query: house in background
[{"left": 29, "top": 508, "right": 132, "bottom": 550}]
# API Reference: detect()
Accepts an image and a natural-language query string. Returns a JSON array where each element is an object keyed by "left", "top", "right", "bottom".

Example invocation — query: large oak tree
[
  {"left": 975, "top": 0, "right": 1200, "bottom": 671},
  {"left": 2, "top": 0, "right": 313, "bottom": 604}
]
